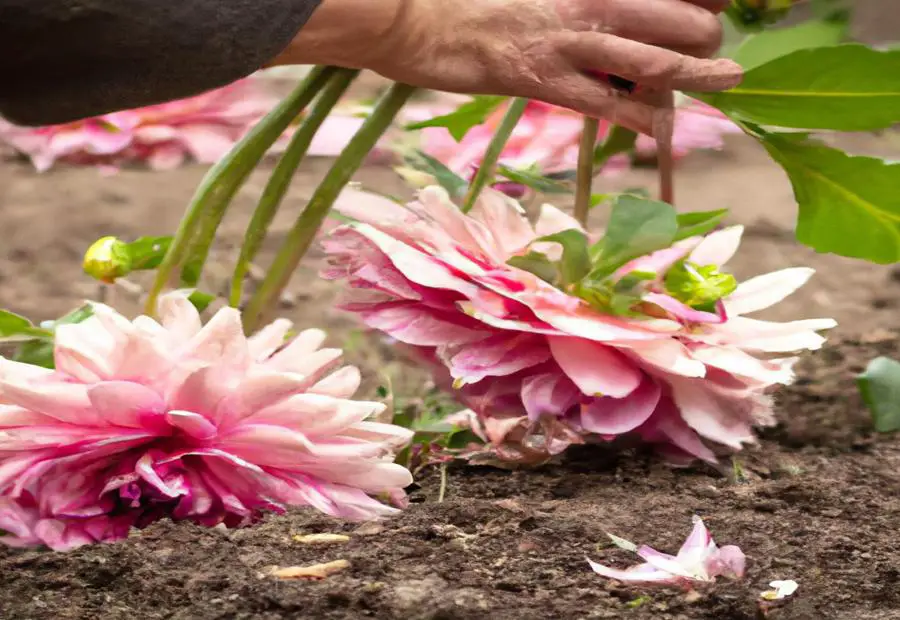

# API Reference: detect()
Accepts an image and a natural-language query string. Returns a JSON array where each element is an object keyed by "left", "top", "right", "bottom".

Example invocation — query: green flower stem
[
  {"left": 461, "top": 97, "right": 528, "bottom": 213},
  {"left": 228, "top": 68, "right": 361, "bottom": 307},
  {"left": 574, "top": 117, "right": 599, "bottom": 227},
  {"left": 144, "top": 65, "right": 335, "bottom": 316},
  {"left": 241, "top": 82, "right": 417, "bottom": 332}
]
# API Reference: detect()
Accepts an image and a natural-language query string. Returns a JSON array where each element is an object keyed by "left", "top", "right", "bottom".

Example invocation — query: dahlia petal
[
  {"left": 622, "top": 340, "right": 706, "bottom": 378},
  {"left": 587, "top": 558, "right": 677, "bottom": 584},
  {"left": 724, "top": 268, "right": 815, "bottom": 316},
  {"left": 688, "top": 226, "right": 743, "bottom": 267},
  {"left": 166, "top": 410, "right": 219, "bottom": 440},
  {"left": 690, "top": 346, "right": 793, "bottom": 385},
  {"left": 184, "top": 307, "right": 250, "bottom": 369},
  {"left": 362, "top": 304, "right": 489, "bottom": 347},
  {"left": 521, "top": 373, "right": 580, "bottom": 421},
  {"left": 706, "top": 545, "right": 746, "bottom": 579},
  {"left": 88, "top": 381, "right": 166, "bottom": 429},
  {"left": 158, "top": 292, "right": 203, "bottom": 341},
  {"left": 176, "top": 124, "right": 237, "bottom": 163},
  {"left": 265, "top": 328, "right": 328, "bottom": 372},
  {"left": 549, "top": 337, "right": 642, "bottom": 398},
  {"left": 637, "top": 546, "right": 698, "bottom": 579},
  {"left": 168, "top": 366, "right": 232, "bottom": 421},
  {"left": 247, "top": 318, "right": 293, "bottom": 361},
  {"left": 643, "top": 293, "right": 723, "bottom": 324},
  {"left": 613, "top": 245, "right": 693, "bottom": 280},
  {"left": 581, "top": 379, "right": 661, "bottom": 435},
  {"left": 251, "top": 393, "right": 385, "bottom": 436},
  {"left": 0, "top": 378, "right": 97, "bottom": 425},
  {"left": 334, "top": 186, "right": 413, "bottom": 227},
  {"left": 147, "top": 145, "right": 186, "bottom": 170},
  {"left": 703, "top": 317, "right": 837, "bottom": 352},
  {"left": 676, "top": 516, "right": 714, "bottom": 565},
  {"left": 534, "top": 204, "right": 585, "bottom": 237},
  {"left": 0, "top": 405, "right": 57, "bottom": 427},
  {"left": 669, "top": 379, "right": 754, "bottom": 449},
  {"left": 445, "top": 335, "right": 552, "bottom": 385},
  {"left": 342, "top": 421, "right": 415, "bottom": 448},
  {"left": 308, "top": 366, "right": 361, "bottom": 399},
  {"left": 534, "top": 305, "right": 664, "bottom": 342},
  {"left": 219, "top": 370, "right": 310, "bottom": 423},
  {"left": 54, "top": 323, "right": 115, "bottom": 382},
  {"left": 414, "top": 187, "right": 500, "bottom": 257},
  {"left": 468, "top": 189, "right": 535, "bottom": 256}
]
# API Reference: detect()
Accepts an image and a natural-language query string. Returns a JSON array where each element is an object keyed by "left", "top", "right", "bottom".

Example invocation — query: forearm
[{"left": 0, "top": 0, "right": 323, "bottom": 126}]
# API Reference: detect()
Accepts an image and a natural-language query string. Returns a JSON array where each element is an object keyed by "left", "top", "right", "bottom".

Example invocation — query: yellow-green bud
[{"left": 83, "top": 236, "right": 132, "bottom": 283}]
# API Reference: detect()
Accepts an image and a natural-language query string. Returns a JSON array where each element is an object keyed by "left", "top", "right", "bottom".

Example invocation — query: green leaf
[
  {"left": 403, "top": 150, "right": 469, "bottom": 198},
  {"left": 496, "top": 164, "right": 572, "bottom": 194},
  {"left": 675, "top": 209, "right": 728, "bottom": 241},
  {"left": 759, "top": 132, "right": 900, "bottom": 263},
  {"left": 594, "top": 125, "right": 638, "bottom": 166},
  {"left": 126, "top": 236, "right": 173, "bottom": 271},
  {"left": 188, "top": 291, "right": 215, "bottom": 313},
  {"left": 730, "top": 19, "right": 848, "bottom": 70},
  {"left": 12, "top": 339, "right": 55, "bottom": 369},
  {"left": 593, "top": 195, "right": 678, "bottom": 275},
  {"left": 405, "top": 95, "right": 508, "bottom": 141},
  {"left": 506, "top": 251, "right": 558, "bottom": 284},
  {"left": 0, "top": 310, "right": 51, "bottom": 339},
  {"left": 52, "top": 305, "right": 94, "bottom": 327},
  {"left": 697, "top": 45, "right": 900, "bottom": 131},
  {"left": 533, "top": 230, "right": 591, "bottom": 285},
  {"left": 858, "top": 356, "right": 900, "bottom": 433}
]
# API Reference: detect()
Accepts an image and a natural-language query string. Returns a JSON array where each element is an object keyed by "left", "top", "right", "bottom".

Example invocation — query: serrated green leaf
[
  {"left": 593, "top": 195, "right": 678, "bottom": 276},
  {"left": 675, "top": 209, "right": 728, "bottom": 241},
  {"left": 759, "top": 132, "right": 900, "bottom": 263},
  {"left": 730, "top": 19, "right": 848, "bottom": 70},
  {"left": 594, "top": 125, "right": 638, "bottom": 166},
  {"left": 404, "top": 150, "right": 469, "bottom": 198},
  {"left": 697, "top": 45, "right": 900, "bottom": 131},
  {"left": 496, "top": 164, "right": 571, "bottom": 194},
  {"left": 405, "top": 95, "right": 508, "bottom": 141},
  {"left": 506, "top": 252, "right": 558, "bottom": 284},
  {"left": 0, "top": 310, "right": 51, "bottom": 339},
  {"left": 12, "top": 339, "right": 55, "bottom": 369},
  {"left": 858, "top": 356, "right": 900, "bottom": 433},
  {"left": 533, "top": 230, "right": 591, "bottom": 286}
]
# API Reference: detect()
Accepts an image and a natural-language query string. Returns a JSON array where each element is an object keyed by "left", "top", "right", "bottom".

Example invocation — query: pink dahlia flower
[
  {"left": 416, "top": 96, "right": 740, "bottom": 191},
  {"left": 0, "top": 79, "right": 279, "bottom": 172},
  {"left": 322, "top": 186, "right": 835, "bottom": 463},
  {"left": 0, "top": 294, "right": 413, "bottom": 551},
  {"left": 588, "top": 516, "right": 746, "bottom": 587}
]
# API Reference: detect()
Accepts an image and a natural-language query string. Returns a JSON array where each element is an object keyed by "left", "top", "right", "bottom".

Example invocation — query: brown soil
[{"left": 3, "top": 75, "right": 900, "bottom": 618}]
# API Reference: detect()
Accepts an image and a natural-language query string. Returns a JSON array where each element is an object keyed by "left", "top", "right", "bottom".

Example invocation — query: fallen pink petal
[
  {"left": 0, "top": 293, "right": 413, "bottom": 551},
  {"left": 588, "top": 516, "right": 746, "bottom": 587}
]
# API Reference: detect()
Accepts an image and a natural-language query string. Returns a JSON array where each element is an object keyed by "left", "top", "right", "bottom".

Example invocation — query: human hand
[{"left": 276, "top": 0, "right": 742, "bottom": 136}]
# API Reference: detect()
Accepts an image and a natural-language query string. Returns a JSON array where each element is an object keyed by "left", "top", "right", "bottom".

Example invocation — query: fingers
[
  {"left": 558, "top": 32, "right": 743, "bottom": 92},
  {"left": 581, "top": 0, "right": 725, "bottom": 58},
  {"left": 528, "top": 73, "right": 658, "bottom": 135}
]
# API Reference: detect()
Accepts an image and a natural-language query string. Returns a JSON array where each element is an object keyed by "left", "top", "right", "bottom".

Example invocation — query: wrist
[{"left": 273, "top": 0, "right": 409, "bottom": 69}]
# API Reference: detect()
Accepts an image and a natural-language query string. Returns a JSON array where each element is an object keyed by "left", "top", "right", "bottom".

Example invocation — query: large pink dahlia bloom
[
  {"left": 0, "top": 79, "right": 278, "bottom": 172},
  {"left": 323, "top": 187, "right": 835, "bottom": 463},
  {"left": 417, "top": 97, "right": 741, "bottom": 182},
  {"left": 0, "top": 294, "right": 413, "bottom": 551}
]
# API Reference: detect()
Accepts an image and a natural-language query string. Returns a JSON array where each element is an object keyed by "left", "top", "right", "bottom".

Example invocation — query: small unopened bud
[{"left": 83, "top": 236, "right": 132, "bottom": 283}]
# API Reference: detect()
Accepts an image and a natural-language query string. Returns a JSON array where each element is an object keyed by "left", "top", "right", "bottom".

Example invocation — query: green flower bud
[
  {"left": 83, "top": 236, "right": 132, "bottom": 283},
  {"left": 664, "top": 262, "right": 738, "bottom": 308}
]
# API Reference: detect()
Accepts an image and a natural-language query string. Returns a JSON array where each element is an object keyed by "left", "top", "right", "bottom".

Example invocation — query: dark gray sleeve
[{"left": 0, "top": 0, "right": 323, "bottom": 126}]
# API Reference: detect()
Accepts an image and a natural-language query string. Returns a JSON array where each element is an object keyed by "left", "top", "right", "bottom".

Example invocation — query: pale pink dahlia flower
[
  {"left": 588, "top": 516, "right": 746, "bottom": 587},
  {"left": 417, "top": 96, "right": 740, "bottom": 188},
  {"left": 322, "top": 186, "right": 835, "bottom": 463},
  {"left": 0, "top": 294, "right": 413, "bottom": 551},
  {"left": 0, "top": 79, "right": 279, "bottom": 172}
]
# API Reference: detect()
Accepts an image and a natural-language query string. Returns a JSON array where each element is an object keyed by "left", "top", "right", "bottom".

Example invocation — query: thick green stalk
[
  {"left": 241, "top": 82, "right": 417, "bottom": 332},
  {"left": 461, "top": 97, "right": 528, "bottom": 213},
  {"left": 144, "top": 66, "right": 334, "bottom": 315},
  {"left": 229, "top": 68, "right": 360, "bottom": 307},
  {"left": 574, "top": 117, "right": 599, "bottom": 227}
]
